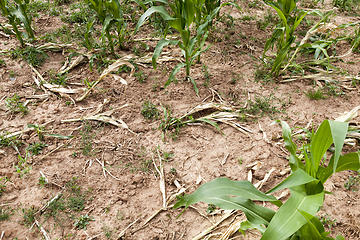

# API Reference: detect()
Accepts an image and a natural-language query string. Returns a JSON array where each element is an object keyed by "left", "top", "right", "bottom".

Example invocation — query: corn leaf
[
  {"left": 266, "top": 169, "right": 317, "bottom": 194},
  {"left": 261, "top": 190, "right": 324, "bottom": 240},
  {"left": 134, "top": 6, "right": 175, "bottom": 33},
  {"left": 274, "top": 120, "right": 304, "bottom": 171},
  {"left": 174, "top": 177, "right": 282, "bottom": 210},
  {"left": 45, "top": 134, "right": 74, "bottom": 139}
]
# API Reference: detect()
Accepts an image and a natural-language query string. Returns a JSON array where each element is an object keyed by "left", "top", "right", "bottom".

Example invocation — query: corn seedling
[
  {"left": 263, "top": 0, "right": 307, "bottom": 77},
  {"left": 0, "top": 0, "right": 34, "bottom": 47},
  {"left": 175, "top": 119, "right": 359, "bottom": 240},
  {"left": 84, "top": 0, "right": 128, "bottom": 52},
  {"left": 135, "top": 0, "right": 240, "bottom": 94}
]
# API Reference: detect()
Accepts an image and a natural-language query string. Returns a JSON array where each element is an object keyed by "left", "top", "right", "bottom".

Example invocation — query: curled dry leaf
[
  {"left": 77, "top": 55, "right": 135, "bottom": 102},
  {"left": 334, "top": 105, "right": 360, "bottom": 122}
]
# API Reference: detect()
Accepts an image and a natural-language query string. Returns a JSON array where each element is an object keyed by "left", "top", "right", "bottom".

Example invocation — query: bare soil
[{"left": 0, "top": 0, "right": 360, "bottom": 239}]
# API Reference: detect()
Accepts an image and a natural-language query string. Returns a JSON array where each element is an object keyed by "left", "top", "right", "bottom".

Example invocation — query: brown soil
[{"left": 0, "top": 0, "right": 360, "bottom": 239}]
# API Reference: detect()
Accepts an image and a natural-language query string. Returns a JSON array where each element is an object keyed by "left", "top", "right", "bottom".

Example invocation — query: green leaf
[
  {"left": 134, "top": 6, "right": 175, "bottom": 33},
  {"left": 174, "top": 178, "right": 281, "bottom": 210},
  {"left": 197, "top": 196, "right": 276, "bottom": 226},
  {"left": 266, "top": 169, "right": 318, "bottom": 194},
  {"left": 45, "top": 134, "right": 74, "bottom": 139},
  {"left": 317, "top": 152, "right": 360, "bottom": 183},
  {"left": 274, "top": 120, "right": 304, "bottom": 171},
  {"left": 261, "top": 190, "right": 324, "bottom": 240},
  {"left": 165, "top": 62, "right": 186, "bottom": 89},
  {"left": 328, "top": 121, "right": 348, "bottom": 173},
  {"left": 297, "top": 210, "right": 330, "bottom": 239},
  {"left": 152, "top": 38, "right": 179, "bottom": 69},
  {"left": 195, "top": 118, "right": 224, "bottom": 135}
]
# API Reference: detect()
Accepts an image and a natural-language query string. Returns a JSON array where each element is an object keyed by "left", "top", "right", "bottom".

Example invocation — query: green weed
[
  {"left": 5, "top": 93, "right": 29, "bottom": 115},
  {"left": 79, "top": 122, "right": 96, "bottom": 156},
  {"left": 202, "top": 64, "right": 212, "bottom": 86},
  {"left": 0, "top": 132, "right": 23, "bottom": 148},
  {"left": 38, "top": 176, "right": 47, "bottom": 188},
  {"left": 10, "top": 47, "right": 48, "bottom": 67},
  {"left": 0, "top": 177, "right": 7, "bottom": 197},
  {"left": 14, "top": 152, "right": 31, "bottom": 178},
  {"left": 134, "top": 70, "right": 148, "bottom": 83},
  {"left": 141, "top": 101, "right": 159, "bottom": 120},
  {"left": 0, "top": 207, "right": 12, "bottom": 221},
  {"left": 206, "top": 203, "right": 217, "bottom": 214},
  {"left": 304, "top": 88, "right": 326, "bottom": 100},
  {"left": 26, "top": 142, "right": 48, "bottom": 155},
  {"left": 344, "top": 172, "right": 360, "bottom": 191},
  {"left": 317, "top": 213, "right": 337, "bottom": 229},
  {"left": 22, "top": 206, "right": 37, "bottom": 227},
  {"left": 74, "top": 214, "right": 94, "bottom": 230},
  {"left": 0, "top": 58, "right": 5, "bottom": 67}
]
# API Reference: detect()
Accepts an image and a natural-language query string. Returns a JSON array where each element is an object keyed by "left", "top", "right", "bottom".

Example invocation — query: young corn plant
[
  {"left": 263, "top": 0, "right": 307, "bottom": 77},
  {"left": 0, "top": 0, "right": 34, "bottom": 47},
  {"left": 84, "top": 0, "right": 127, "bottom": 52},
  {"left": 135, "top": 0, "right": 239, "bottom": 94},
  {"left": 175, "top": 119, "right": 359, "bottom": 240}
]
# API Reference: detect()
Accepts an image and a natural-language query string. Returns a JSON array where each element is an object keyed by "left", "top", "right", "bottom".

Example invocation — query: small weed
[
  {"left": 79, "top": 121, "right": 96, "bottom": 156},
  {"left": 103, "top": 225, "right": 113, "bottom": 238},
  {"left": 0, "top": 133, "right": 23, "bottom": 148},
  {"left": 159, "top": 106, "right": 184, "bottom": 141},
  {"left": 0, "top": 177, "right": 7, "bottom": 197},
  {"left": 14, "top": 152, "right": 31, "bottom": 178},
  {"left": 9, "top": 71, "right": 18, "bottom": 78},
  {"left": 0, "top": 59, "right": 6, "bottom": 67},
  {"left": 5, "top": 93, "right": 29, "bottom": 115},
  {"left": 0, "top": 207, "right": 12, "bottom": 221},
  {"left": 38, "top": 176, "right": 47, "bottom": 189},
  {"left": 48, "top": 71, "right": 68, "bottom": 86},
  {"left": 22, "top": 206, "right": 37, "bottom": 227},
  {"left": 141, "top": 101, "right": 159, "bottom": 120},
  {"left": 206, "top": 204, "right": 217, "bottom": 214},
  {"left": 202, "top": 64, "right": 212, "bottom": 87},
  {"left": 74, "top": 214, "right": 94, "bottom": 230},
  {"left": 134, "top": 70, "right": 148, "bottom": 83},
  {"left": 10, "top": 47, "right": 48, "bottom": 67},
  {"left": 304, "top": 88, "right": 326, "bottom": 100},
  {"left": 344, "top": 172, "right": 360, "bottom": 191},
  {"left": 116, "top": 210, "right": 124, "bottom": 221},
  {"left": 241, "top": 94, "right": 280, "bottom": 117},
  {"left": 238, "top": 157, "right": 243, "bottom": 165},
  {"left": 66, "top": 177, "right": 82, "bottom": 195},
  {"left": 254, "top": 62, "right": 272, "bottom": 83},
  {"left": 67, "top": 194, "right": 86, "bottom": 211},
  {"left": 26, "top": 142, "right": 48, "bottom": 155},
  {"left": 170, "top": 168, "right": 177, "bottom": 173},
  {"left": 163, "top": 151, "right": 174, "bottom": 162},
  {"left": 317, "top": 213, "right": 337, "bottom": 229}
]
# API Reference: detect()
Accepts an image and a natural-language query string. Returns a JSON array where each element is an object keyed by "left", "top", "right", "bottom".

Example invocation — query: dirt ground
[{"left": 0, "top": 0, "right": 360, "bottom": 239}]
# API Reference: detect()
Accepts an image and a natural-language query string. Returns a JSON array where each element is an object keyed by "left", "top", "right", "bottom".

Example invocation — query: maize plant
[
  {"left": 263, "top": 0, "right": 307, "bottom": 77},
  {"left": 135, "top": 0, "right": 240, "bottom": 94},
  {"left": 175, "top": 119, "right": 359, "bottom": 240},
  {"left": 0, "top": 0, "right": 34, "bottom": 47},
  {"left": 84, "top": 0, "right": 128, "bottom": 52}
]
